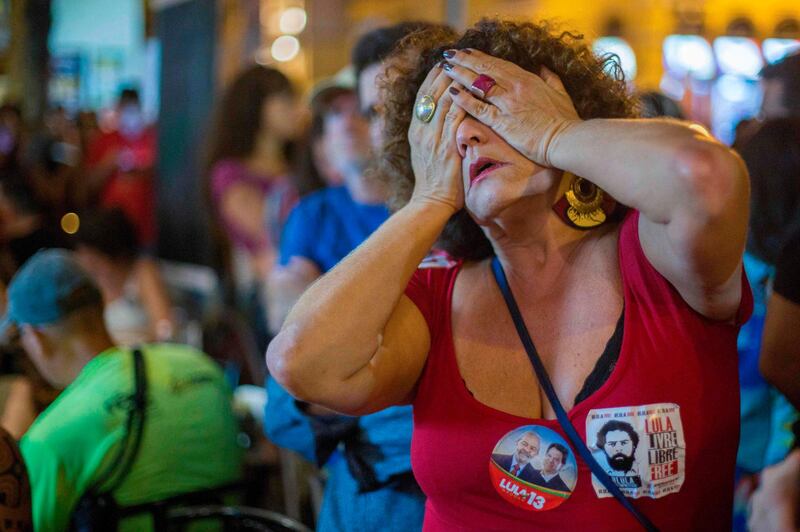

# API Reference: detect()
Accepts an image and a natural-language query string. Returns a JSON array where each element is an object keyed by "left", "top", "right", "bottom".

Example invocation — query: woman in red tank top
[{"left": 267, "top": 19, "right": 751, "bottom": 531}]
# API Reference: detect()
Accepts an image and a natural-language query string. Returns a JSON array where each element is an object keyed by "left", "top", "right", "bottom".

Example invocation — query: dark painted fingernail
[
  {"left": 449, "top": 87, "right": 460, "bottom": 95},
  {"left": 436, "top": 60, "right": 444, "bottom": 68},
  {"left": 442, "top": 62, "right": 453, "bottom": 72},
  {"left": 463, "top": 49, "right": 472, "bottom": 54},
  {"left": 443, "top": 49, "right": 456, "bottom": 59}
]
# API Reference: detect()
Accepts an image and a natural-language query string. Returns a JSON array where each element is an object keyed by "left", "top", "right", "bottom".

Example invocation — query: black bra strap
[{"left": 491, "top": 257, "right": 658, "bottom": 532}]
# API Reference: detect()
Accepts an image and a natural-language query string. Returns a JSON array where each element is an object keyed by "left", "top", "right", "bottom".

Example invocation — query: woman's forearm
[
  {"left": 548, "top": 118, "right": 742, "bottom": 224},
  {"left": 267, "top": 199, "right": 454, "bottom": 395}
]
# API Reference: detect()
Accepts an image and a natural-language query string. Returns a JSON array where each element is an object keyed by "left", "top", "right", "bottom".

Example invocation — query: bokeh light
[
  {"left": 61, "top": 212, "right": 80, "bottom": 234},
  {"left": 713, "top": 37, "right": 763, "bottom": 79},
  {"left": 663, "top": 35, "right": 716, "bottom": 81},
  {"left": 279, "top": 7, "right": 307, "bottom": 35},
  {"left": 271, "top": 35, "right": 300, "bottom": 62},
  {"left": 763, "top": 38, "right": 800, "bottom": 64}
]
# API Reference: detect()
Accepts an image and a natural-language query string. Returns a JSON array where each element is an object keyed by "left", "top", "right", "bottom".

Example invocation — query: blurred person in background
[
  {"left": 286, "top": 79, "right": 348, "bottom": 195},
  {"left": 730, "top": 118, "right": 800, "bottom": 530},
  {"left": 288, "top": 87, "right": 333, "bottom": 195},
  {"left": 735, "top": 52, "right": 800, "bottom": 147},
  {"left": 264, "top": 23, "right": 453, "bottom": 532},
  {"left": 206, "top": 65, "right": 303, "bottom": 349},
  {"left": 637, "top": 91, "right": 685, "bottom": 119},
  {"left": 760, "top": 220, "right": 800, "bottom": 413},
  {"left": 71, "top": 111, "right": 101, "bottom": 212},
  {"left": 84, "top": 89, "right": 157, "bottom": 249},
  {"left": 26, "top": 106, "right": 82, "bottom": 217},
  {"left": 0, "top": 104, "right": 24, "bottom": 175},
  {"left": 760, "top": 52, "right": 800, "bottom": 120},
  {"left": 76, "top": 110, "right": 100, "bottom": 159},
  {"left": 749, "top": 234, "right": 800, "bottom": 532},
  {"left": 265, "top": 83, "right": 384, "bottom": 332},
  {"left": 72, "top": 208, "right": 175, "bottom": 346},
  {"left": 3, "top": 249, "right": 242, "bottom": 531},
  {"left": 0, "top": 176, "right": 65, "bottom": 284},
  {"left": 747, "top": 122, "right": 800, "bottom": 532}
]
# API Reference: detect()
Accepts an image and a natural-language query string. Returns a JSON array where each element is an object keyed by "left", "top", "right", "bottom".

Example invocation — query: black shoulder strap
[
  {"left": 491, "top": 257, "right": 658, "bottom": 532},
  {"left": 93, "top": 347, "right": 148, "bottom": 494}
]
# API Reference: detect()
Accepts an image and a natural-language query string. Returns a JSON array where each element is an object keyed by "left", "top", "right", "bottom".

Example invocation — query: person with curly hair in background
[{"left": 268, "top": 18, "right": 752, "bottom": 530}]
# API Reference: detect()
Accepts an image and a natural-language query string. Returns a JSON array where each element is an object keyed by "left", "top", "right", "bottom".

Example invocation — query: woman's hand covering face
[
  {"left": 441, "top": 49, "right": 581, "bottom": 168},
  {"left": 408, "top": 67, "right": 467, "bottom": 214}
]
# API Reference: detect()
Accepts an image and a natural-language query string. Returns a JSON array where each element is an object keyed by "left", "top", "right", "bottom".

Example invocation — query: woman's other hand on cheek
[{"left": 408, "top": 66, "right": 467, "bottom": 214}]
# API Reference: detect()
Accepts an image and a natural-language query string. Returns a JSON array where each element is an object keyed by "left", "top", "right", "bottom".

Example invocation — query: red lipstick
[{"left": 469, "top": 157, "right": 507, "bottom": 186}]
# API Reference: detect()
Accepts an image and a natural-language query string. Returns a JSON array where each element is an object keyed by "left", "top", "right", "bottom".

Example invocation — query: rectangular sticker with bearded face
[{"left": 585, "top": 403, "right": 685, "bottom": 499}]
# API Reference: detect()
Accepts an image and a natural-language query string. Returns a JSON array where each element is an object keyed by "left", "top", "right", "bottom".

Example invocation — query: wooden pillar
[
  {"left": 153, "top": 0, "right": 217, "bottom": 264},
  {"left": 8, "top": 0, "right": 51, "bottom": 126}
]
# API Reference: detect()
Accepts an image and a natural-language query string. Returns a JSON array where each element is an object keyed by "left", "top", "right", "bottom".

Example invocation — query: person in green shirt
[{"left": 1, "top": 249, "right": 243, "bottom": 531}]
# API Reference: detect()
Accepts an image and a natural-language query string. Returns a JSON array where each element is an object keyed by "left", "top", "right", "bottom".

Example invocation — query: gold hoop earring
[
  {"left": 552, "top": 173, "right": 619, "bottom": 230},
  {"left": 565, "top": 176, "right": 606, "bottom": 228}
]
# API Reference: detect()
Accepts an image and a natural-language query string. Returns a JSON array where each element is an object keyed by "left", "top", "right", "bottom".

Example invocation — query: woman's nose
[{"left": 456, "top": 117, "right": 488, "bottom": 157}]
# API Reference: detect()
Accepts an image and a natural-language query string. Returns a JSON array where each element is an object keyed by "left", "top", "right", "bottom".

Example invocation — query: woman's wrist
[
  {"left": 405, "top": 195, "right": 460, "bottom": 221},
  {"left": 544, "top": 118, "right": 583, "bottom": 170}
]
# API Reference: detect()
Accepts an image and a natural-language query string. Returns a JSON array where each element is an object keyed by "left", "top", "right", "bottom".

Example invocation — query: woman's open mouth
[{"left": 469, "top": 157, "right": 508, "bottom": 186}]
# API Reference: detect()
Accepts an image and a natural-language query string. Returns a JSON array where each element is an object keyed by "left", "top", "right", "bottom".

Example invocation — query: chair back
[
  {"left": 165, "top": 505, "right": 312, "bottom": 532},
  {"left": 159, "top": 260, "right": 223, "bottom": 348}
]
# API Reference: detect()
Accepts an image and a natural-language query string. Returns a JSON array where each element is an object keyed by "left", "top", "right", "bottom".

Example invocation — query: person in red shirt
[
  {"left": 84, "top": 89, "right": 157, "bottom": 248},
  {"left": 267, "top": 19, "right": 751, "bottom": 530}
]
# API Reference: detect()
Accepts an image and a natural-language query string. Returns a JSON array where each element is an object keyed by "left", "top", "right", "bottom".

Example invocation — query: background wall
[
  {"left": 49, "top": 0, "right": 152, "bottom": 112},
  {"left": 341, "top": 0, "right": 800, "bottom": 90}
]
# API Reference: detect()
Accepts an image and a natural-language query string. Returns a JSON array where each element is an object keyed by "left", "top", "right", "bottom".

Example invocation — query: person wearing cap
[
  {"left": 4, "top": 249, "right": 242, "bottom": 531},
  {"left": 263, "top": 23, "right": 454, "bottom": 532}
]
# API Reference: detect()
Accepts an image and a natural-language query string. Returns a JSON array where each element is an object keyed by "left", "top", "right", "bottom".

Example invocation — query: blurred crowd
[{"left": 0, "top": 18, "right": 796, "bottom": 532}]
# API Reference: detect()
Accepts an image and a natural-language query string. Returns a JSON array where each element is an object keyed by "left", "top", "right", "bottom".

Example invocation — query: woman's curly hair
[{"left": 378, "top": 18, "right": 638, "bottom": 260}]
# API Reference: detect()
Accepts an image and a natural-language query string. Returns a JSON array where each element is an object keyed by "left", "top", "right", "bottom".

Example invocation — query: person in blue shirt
[
  {"left": 264, "top": 23, "right": 452, "bottom": 532},
  {"left": 268, "top": 81, "right": 389, "bottom": 297}
]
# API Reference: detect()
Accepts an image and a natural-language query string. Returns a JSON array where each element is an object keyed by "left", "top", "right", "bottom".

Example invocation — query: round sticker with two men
[{"left": 488, "top": 425, "right": 578, "bottom": 511}]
